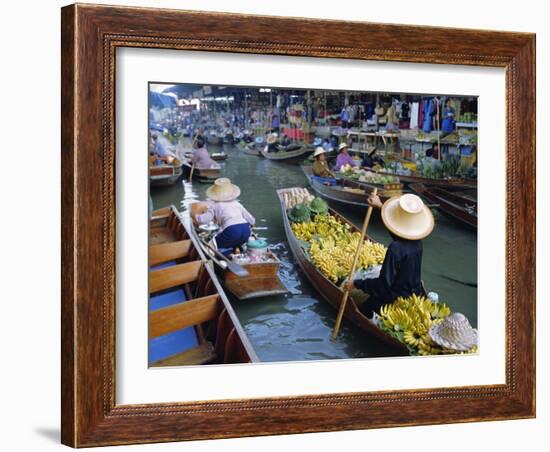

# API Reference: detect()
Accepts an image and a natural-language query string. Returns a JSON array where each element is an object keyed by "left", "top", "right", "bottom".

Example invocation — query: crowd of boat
[{"left": 148, "top": 126, "right": 478, "bottom": 366}]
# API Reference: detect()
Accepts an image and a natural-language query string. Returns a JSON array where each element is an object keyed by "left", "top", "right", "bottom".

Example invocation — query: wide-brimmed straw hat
[
  {"left": 267, "top": 133, "right": 278, "bottom": 144},
  {"left": 338, "top": 142, "right": 349, "bottom": 152},
  {"left": 428, "top": 312, "right": 478, "bottom": 351},
  {"left": 381, "top": 194, "right": 434, "bottom": 240},
  {"left": 313, "top": 147, "right": 326, "bottom": 158},
  {"left": 206, "top": 178, "right": 241, "bottom": 202}
]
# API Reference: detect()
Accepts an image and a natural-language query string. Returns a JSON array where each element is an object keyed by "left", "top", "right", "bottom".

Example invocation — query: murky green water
[{"left": 151, "top": 142, "right": 477, "bottom": 362}]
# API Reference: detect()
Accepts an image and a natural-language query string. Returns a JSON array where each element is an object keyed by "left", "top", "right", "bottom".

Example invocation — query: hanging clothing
[
  {"left": 422, "top": 99, "right": 434, "bottom": 133},
  {"left": 409, "top": 102, "right": 419, "bottom": 129},
  {"left": 441, "top": 106, "right": 455, "bottom": 133}
]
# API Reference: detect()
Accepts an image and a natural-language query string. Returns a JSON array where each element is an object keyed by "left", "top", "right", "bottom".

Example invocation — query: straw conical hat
[
  {"left": 206, "top": 178, "right": 241, "bottom": 202},
  {"left": 313, "top": 147, "right": 325, "bottom": 158},
  {"left": 338, "top": 142, "right": 349, "bottom": 152},
  {"left": 381, "top": 194, "right": 434, "bottom": 240},
  {"left": 428, "top": 312, "right": 478, "bottom": 351},
  {"left": 267, "top": 133, "right": 278, "bottom": 144}
]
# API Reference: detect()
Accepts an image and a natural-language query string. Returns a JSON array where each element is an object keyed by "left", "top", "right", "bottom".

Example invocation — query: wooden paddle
[
  {"left": 332, "top": 188, "right": 378, "bottom": 340},
  {"left": 188, "top": 134, "right": 199, "bottom": 182}
]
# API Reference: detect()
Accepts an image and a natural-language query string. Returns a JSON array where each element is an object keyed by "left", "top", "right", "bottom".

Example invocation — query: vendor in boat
[
  {"left": 425, "top": 144, "right": 440, "bottom": 160},
  {"left": 271, "top": 114, "right": 280, "bottom": 134},
  {"left": 345, "top": 193, "right": 434, "bottom": 318},
  {"left": 191, "top": 136, "right": 217, "bottom": 169},
  {"left": 266, "top": 133, "right": 279, "bottom": 152},
  {"left": 242, "top": 129, "right": 254, "bottom": 144},
  {"left": 312, "top": 147, "right": 336, "bottom": 179},
  {"left": 361, "top": 147, "right": 385, "bottom": 169},
  {"left": 280, "top": 134, "right": 291, "bottom": 147},
  {"left": 192, "top": 178, "right": 256, "bottom": 253},
  {"left": 151, "top": 133, "right": 167, "bottom": 158},
  {"left": 334, "top": 142, "right": 359, "bottom": 171}
]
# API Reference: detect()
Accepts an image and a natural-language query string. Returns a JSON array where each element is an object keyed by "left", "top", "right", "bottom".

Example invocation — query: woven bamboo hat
[
  {"left": 338, "top": 142, "right": 349, "bottom": 152},
  {"left": 381, "top": 194, "right": 434, "bottom": 240},
  {"left": 313, "top": 147, "right": 326, "bottom": 158},
  {"left": 428, "top": 312, "right": 478, "bottom": 351},
  {"left": 206, "top": 178, "right": 241, "bottom": 202},
  {"left": 267, "top": 133, "right": 278, "bottom": 144}
]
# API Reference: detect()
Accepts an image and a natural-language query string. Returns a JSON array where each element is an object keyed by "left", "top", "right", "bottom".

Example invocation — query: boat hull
[
  {"left": 410, "top": 183, "right": 477, "bottom": 229},
  {"left": 150, "top": 164, "right": 184, "bottom": 187},
  {"left": 302, "top": 166, "right": 397, "bottom": 208},
  {"left": 261, "top": 146, "right": 313, "bottom": 162},
  {"left": 149, "top": 206, "right": 259, "bottom": 365},
  {"left": 277, "top": 189, "right": 408, "bottom": 353}
]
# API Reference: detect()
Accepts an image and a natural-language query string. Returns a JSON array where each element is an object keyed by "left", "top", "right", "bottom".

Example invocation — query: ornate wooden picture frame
[{"left": 61, "top": 3, "right": 535, "bottom": 447}]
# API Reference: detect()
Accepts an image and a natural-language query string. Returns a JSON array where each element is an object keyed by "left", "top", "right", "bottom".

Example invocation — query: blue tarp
[{"left": 149, "top": 91, "right": 177, "bottom": 109}]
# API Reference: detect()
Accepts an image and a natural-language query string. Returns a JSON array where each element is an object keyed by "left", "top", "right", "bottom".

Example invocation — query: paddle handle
[
  {"left": 188, "top": 134, "right": 199, "bottom": 182},
  {"left": 332, "top": 188, "right": 378, "bottom": 340}
]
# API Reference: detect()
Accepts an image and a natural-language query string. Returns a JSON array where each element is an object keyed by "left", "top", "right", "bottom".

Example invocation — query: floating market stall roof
[{"left": 149, "top": 91, "right": 177, "bottom": 109}]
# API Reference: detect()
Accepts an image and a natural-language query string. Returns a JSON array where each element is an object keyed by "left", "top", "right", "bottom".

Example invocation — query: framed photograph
[{"left": 61, "top": 3, "right": 535, "bottom": 447}]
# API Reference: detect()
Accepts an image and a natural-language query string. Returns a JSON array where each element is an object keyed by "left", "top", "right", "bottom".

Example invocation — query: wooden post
[{"left": 332, "top": 188, "right": 378, "bottom": 340}]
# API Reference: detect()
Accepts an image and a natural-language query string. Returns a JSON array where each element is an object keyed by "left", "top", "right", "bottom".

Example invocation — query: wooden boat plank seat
[
  {"left": 149, "top": 240, "right": 193, "bottom": 266},
  {"left": 150, "top": 342, "right": 216, "bottom": 367},
  {"left": 149, "top": 294, "right": 220, "bottom": 338},
  {"left": 150, "top": 227, "right": 179, "bottom": 245},
  {"left": 149, "top": 260, "right": 203, "bottom": 293}
]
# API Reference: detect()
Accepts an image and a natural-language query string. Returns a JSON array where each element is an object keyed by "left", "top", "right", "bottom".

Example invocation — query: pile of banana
[
  {"left": 291, "top": 213, "right": 386, "bottom": 283},
  {"left": 378, "top": 294, "right": 459, "bottom": 356},
  {"left": 282, "top": 188, "right": 315, "bottom": 209}
]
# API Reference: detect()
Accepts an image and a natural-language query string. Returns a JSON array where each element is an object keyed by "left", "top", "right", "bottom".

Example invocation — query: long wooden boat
[
  {"left": 211, "top": 152, "right": 228, "bottom": 161},
  {"left": 261, "top": 145, "right": 313, "bottom": 162},
  {"left": 149, "top": 206, "right": 259, "bottom": 366},
  {"left": 236, "top": 140, "right": 260, "bottom": 156},
  {"left": 149, "top": 162, "right": 184, "bottom": 187},
  {"left": 410, "top": 183, "right": 477, "bottom": 229},
  {"left": 276, "top": 188, "right": 408, "bottom": 353},
  {"left": 178, "top": 147, "right": 227, "bottom": 162},
  {"left": 372, "top": 168, "right": 477, "bottom": 190},
  {"left": 302, "top": 166, "right": 400, "bottom": 208},
  {"left": 181, "top": 159, "right": 220, "bottom": 183},
  {"left": 190, "top": 224, "right": 287, "bottom": 301}
]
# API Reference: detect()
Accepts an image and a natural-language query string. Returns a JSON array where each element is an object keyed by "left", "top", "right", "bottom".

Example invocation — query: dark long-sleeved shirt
[{"left": 354, "top": 237, "right": 423, "bottom": 308}]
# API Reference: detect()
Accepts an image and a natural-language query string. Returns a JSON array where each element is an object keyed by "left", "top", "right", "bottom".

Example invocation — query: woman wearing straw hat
[
  {"left": 334, "top": 142, "right": 359, "bottom": 171},
  {"left": 192, "top": 178, "right": 256, "bottom": 254},
  {"left": 265, "top": 133, "right": 279, "bottom": 153},
  {"left": 312, "top": 147, "right": 336, "bottom": 179},
  {"left": 345, "top": 192, "right": 435, "bottom": 318}
]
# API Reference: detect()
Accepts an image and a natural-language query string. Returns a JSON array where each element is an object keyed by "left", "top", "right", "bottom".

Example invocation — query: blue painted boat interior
[{"left": 149, "top": 258, "right": 199, "bottom": 365}]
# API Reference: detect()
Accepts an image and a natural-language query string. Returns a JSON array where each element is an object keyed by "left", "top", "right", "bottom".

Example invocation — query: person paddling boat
[{"left": 345, "top": 193, "right": 435, "bottom": 318}]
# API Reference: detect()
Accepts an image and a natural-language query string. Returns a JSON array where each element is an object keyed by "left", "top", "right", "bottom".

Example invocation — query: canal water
[{"left": 151, "top": 142, "right": 478, "bottom": 362}]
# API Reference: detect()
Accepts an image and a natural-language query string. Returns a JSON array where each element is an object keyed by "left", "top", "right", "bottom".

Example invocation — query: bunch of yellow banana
[
  {"left": 379, "top": 294, "right": 452, "bottom": 356},
  {"left": 292, "top": 213, "right": 387, "bottom": 282}
]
